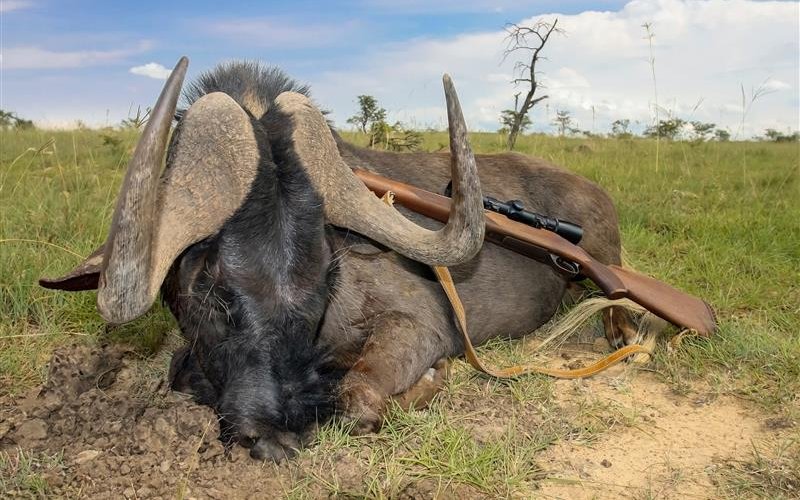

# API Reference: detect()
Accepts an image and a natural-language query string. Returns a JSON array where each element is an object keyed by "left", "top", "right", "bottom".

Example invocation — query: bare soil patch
[
  {"left": 1, "top": 342, "right": 793, "bottom": 498},
  {"left": 536, "top": 358, "right": 797, "bottom": 498}
]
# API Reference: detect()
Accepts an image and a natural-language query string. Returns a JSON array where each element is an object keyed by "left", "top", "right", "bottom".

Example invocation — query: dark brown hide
[{"left": 318, "top": 141, "right": 632, "bottom": 433}]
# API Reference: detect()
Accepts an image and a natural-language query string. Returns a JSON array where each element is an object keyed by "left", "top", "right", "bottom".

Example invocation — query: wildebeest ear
[{"left": 39, "top": 244, "right": 105, "bottom": 291}]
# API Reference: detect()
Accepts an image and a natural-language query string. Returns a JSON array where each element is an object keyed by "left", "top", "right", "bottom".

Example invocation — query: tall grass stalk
[{"left": 642, "top": 22, "right": 660, "bottom": 172}]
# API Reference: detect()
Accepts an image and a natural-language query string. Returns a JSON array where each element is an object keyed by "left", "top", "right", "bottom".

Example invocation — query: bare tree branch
[{"left": 501, "top": 18, "right": 563, "bottom": 150}]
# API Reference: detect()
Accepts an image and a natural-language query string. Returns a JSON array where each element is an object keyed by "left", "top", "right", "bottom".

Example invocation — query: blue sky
[{"left": 2, "top": 0, "right": 798, "bottom": 136}]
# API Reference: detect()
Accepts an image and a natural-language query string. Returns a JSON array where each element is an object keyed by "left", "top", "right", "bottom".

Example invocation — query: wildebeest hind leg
[{"left": 338, "top": 312, "right": 454, "bottom": 435}]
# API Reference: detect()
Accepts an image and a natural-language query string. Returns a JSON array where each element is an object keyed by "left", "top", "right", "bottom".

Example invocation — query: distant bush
[
  {"left": 0, "top": 109, "right": 35, "bottom": 130},
  {"left": 369, "top": 121, "right": 423, "bottom": 151},
  {"left": 611, "top": 119, "right": 633, "bottom": 139},
  {"left": 762, "top": 128, "right": 799, "bottom": 143}
]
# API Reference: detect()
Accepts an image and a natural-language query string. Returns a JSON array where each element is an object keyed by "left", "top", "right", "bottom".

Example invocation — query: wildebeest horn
[
  {"left": 42, "top": 57, "right": 263, "bottom": 324},
  {"left": 275, "top": 74, "right": 485, "bottom": 266},
  {"left": 93, "top": 56, "right": 189, "bottom": 323}
]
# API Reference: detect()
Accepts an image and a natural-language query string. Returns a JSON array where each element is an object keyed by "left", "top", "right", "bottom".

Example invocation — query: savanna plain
[{"left": 1, "top": 128, "right": 798, "bottom": 498}]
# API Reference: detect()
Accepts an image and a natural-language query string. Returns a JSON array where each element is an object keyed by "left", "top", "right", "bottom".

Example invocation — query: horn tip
[
  {"left": 169, "top": 56, "right": 189, "bottom": 78},
  {"left": 442, "top": 73, "right": 453, "bottom": 88}
]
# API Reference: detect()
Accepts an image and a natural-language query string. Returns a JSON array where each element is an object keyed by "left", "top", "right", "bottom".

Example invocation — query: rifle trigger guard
[{"left": 549, "top": 254, "right": 583, "bottom": 280}]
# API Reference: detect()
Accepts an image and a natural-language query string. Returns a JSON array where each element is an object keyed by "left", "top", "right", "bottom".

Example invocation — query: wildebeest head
[{"left": 40, "top": 56, "right": 485, "bottom": 459}]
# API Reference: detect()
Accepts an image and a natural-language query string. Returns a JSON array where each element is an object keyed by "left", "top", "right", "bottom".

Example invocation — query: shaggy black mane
[{"left": 181, "top": 61, "right": 311, "bottom": 120}]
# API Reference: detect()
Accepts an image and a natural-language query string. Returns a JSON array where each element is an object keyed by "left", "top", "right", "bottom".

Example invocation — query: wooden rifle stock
[{"left": 353, "top": 168, "right": 717, "bottom": 336}]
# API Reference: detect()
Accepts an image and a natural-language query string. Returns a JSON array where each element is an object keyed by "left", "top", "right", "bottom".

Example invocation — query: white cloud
[
  {"left": 0, "top": 0, "right": 33, "bottom": 13},
  {"left": 2, "top": 41, "right": 153, "bottom": 69},
  {"left": 130, "top": 62, "right": 172, "bottom": 80},
  {"left": 314, "top": 0, "right": 799, "bottom": 136},
  {"left": 763, "top": 79, "right": 791, "bottom": 91},
  {"left": 548, "top": 67, "right": 591, "bottom": 89}
]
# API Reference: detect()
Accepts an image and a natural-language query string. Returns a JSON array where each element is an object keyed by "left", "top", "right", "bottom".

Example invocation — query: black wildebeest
[{"left": 42, "top": 57, "right": 637, "bottom": 460}]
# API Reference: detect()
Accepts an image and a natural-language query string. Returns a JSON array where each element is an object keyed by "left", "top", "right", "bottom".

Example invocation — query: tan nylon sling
[{"left": 432, "top": 265, "right": 651, "bottom": 379}]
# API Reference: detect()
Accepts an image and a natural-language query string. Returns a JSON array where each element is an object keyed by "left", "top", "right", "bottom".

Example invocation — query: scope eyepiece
[{"left": 550, "top": 219, "right": 584, "bottom": 245}]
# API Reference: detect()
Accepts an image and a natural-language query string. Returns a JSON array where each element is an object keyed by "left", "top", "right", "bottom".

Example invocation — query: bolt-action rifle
[{"left": 353, "top": 168, "right": 717, "bottom": 335}]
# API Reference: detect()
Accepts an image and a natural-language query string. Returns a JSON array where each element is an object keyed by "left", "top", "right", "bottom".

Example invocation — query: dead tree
[{"left": 502, "top": 18, "right": 562, "bottom": 150}]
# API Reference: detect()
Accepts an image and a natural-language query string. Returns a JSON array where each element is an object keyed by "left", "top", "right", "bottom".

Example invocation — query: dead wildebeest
[{"left": 41, "top": 57, "right": 638, "bottom": 461}]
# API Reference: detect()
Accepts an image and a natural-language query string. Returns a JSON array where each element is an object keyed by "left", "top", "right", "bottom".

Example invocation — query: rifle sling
[{"left": 432, "top": 265, "right": 650, "bottom": 379}]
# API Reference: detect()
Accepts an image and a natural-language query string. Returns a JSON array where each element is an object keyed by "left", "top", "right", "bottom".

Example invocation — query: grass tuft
[
  {"left": 712, "top": 439, "right": 800, "bottom": 499},
  {"left": 0, "top": 449, "right": 66, "bottom": 498}
]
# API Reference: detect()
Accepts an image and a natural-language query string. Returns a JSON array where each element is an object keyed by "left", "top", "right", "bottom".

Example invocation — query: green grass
[
  {"left": 0, "top": 449, "right": 67, "bottom": 497},
  {"left": 1, "top": 127, "right": 799, "bottom": 496},
  {"left": 0, "top": 127, "right": 174, "bottom": 390},
  {"left": 712, "top": 438, "right": 800, "bottom": 499}
]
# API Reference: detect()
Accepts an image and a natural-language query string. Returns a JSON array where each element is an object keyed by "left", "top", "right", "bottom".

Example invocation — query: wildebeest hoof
[
  {"left": 603, "top": 307, "right": 640, "bottom": 350},
  {"left": 248, "top": 431, "right": 303, "bottom": 462},
  {"left": 392, "top": 359, "right": 449, "bottom": 410},
  {"left": 338, "top": 377, "right": 386, "bottom": 435}
]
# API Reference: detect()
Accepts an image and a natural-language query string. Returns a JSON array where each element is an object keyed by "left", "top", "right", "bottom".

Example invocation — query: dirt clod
[
  {"left": 0, "top": 344, "right": 278, "bottom": 498},
  {"left": 13, "top": 418, "right": 48, "bottom": 442},
  {"left": 74, "top": 449, "right": 101, "bottom": 464}
]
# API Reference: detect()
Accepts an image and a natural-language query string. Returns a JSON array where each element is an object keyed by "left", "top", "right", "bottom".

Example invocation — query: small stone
[
  {"left": 159, "top": 460, "right": 170, "bottom": 473},
  {"left": 601, "top": 459, "right": 612, "bottom": 468},
  {"left": 137, "top": 486, "right": 152, "bottom": 497},
  {"left": 134, "top": 423, "right": 151, "bottom": 442},
  {"left": 154, "top": 417, "right": 175, "bottom": 438},
  {"left": 74, "top": 450, "right": 101, "bottom": 464},
  {"left": 123, "top": 487, "right": 136, "bottom": 498},
  {"left": 0, "top": 420, "right": 12, "bottom": 440},
  {"left": 120, "top": 463, "right": 131, "bottom": 475},
  {"left": 15, "top": 418, "right": 48, "bottom": 441}
]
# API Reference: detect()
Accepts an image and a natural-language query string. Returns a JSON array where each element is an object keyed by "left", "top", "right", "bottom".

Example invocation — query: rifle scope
[
  {"left": 482, "top": 197, "right": 584, "bottom": 245},
  {"left": 443, "top": 181, "right": 584, "bottom": 245}
]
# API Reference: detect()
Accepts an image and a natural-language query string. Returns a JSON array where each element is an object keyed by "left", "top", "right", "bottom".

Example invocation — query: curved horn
[
  {"left": 97, "top": 56, "right": 188, "bottom": 323},
  {"left": 276, "top": 74, "right": 484, "bottom": 266},
  {"left": 97, "top": 59, "right": 262, "bottom": 323}
]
